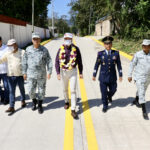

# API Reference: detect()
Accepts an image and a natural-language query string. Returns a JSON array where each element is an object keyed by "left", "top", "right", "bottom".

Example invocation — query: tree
[
  {"left": 0, "top": 0, "right": 51, "bottom": 28},
  {"left": 69, "top": 0, "right": 150, "bottom": 39},
  {"left": 48, "top": 14, "right": 71, "bottom": 35}
]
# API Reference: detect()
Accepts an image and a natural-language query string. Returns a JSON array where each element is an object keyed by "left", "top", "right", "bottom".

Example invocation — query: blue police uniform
[{"left": 93, "top": 49, "right": 123, "bottom": 110}]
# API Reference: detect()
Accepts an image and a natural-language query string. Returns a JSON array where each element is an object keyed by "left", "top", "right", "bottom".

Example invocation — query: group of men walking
[
  {"left": 0, "top": 33, "right": 52, "bottom": 115},
  {"left": 0, "top": 32, "right": 150, "bottom": 120},
  {"left": 92, "top": 37, "right": 150, "bottom": 120}
]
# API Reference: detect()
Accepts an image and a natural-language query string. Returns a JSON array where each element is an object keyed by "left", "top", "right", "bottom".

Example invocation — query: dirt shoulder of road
[{"left": 99, "top": 37, "right": 143, "bottom": 55}]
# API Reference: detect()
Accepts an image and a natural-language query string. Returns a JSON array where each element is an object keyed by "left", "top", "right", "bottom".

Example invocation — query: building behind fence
[{"left": 0, "top": 15, "right": 50, "bottom": 48}]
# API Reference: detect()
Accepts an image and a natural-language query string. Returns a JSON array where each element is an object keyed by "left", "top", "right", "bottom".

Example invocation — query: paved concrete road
[{"left": 0, "top": 37, "right": 150, "bottom": 150}]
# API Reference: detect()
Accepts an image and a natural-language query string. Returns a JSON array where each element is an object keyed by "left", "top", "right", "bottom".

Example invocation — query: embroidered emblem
[{"left": 113, "top": 56, "right": 116, "bottom": 60}]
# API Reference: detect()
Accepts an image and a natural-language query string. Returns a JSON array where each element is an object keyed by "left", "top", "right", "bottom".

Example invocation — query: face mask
[
  {"left": 64, "top": 40, "right": 72, "bottom": 46},
  {"left": 8, "top": 46, "right": 14, "bottom": 52}
]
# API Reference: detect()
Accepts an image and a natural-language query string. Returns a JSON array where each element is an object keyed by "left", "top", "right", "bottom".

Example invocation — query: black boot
[
  {"left": 141, "top": 104, "right": 149, "bottom": 120},
  {"left": 38, "top": 100, "right": 43, "bottom": 114},
  {"left": 132, "top": 96, "right": 141, "bottom": 108},
  {"left": 32, "top": 99, "right": 37, "bottom": 111}
]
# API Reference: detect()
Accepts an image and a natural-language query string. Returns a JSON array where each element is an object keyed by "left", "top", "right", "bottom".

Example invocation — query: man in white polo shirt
[{"left": 0, "top": 36, "right": 9, "bottom": 105}]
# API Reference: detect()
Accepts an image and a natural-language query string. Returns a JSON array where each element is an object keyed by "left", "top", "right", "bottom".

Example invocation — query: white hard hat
[
  {"left": 64, "top": 33, "right": 73, "bottom": 39},
  {"left": 142, "top": 39, "right": 150, "bottom": 46},
  {"left": 32, "top": 32, "right": 40, "bottom": 39},
  {"left": 7, "top": 39, "right": 16, "bottom": 46}
]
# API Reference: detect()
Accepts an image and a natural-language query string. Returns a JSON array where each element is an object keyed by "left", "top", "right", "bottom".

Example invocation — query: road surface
[{"left": 0, "top": 36, "right": 150, "bottom": 150}]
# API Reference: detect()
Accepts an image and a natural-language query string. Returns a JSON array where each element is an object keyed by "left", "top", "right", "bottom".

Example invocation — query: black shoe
[
  {"left": 141, "top": 104, "right": 149, "bottom": 120},
  {"left": 102, "top": 107, "right": 108, "bottom": 113},
  {"left": 1, "top": 98, "right": 4, "bottom": 104},
  {"left": 108, "top": 97, "right": 112, "bottom": 103},
  {"left": 143, "top": 113, "right": 149, "bottom": 120},
  {"left": 21, "top": 100, "right": 26, "bottom": 108},
  {"left": 38, "top": 100, "right": 43, "bottom": 114},
  {"left": 32, "top": 99, "right": 37, "bottom": 111}
]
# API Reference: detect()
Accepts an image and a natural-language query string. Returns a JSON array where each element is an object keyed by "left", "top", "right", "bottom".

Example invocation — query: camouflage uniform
[
  {"left": 22, "top": 45, "right": 52, "bottom": 100},
  {"left": 128, "top": 50, "right": 150, "bottom": 104}
]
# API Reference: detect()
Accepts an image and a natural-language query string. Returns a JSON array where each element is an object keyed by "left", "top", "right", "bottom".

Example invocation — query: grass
[{"left": 99, "top": 36, "right": 143, "bottom": 55}]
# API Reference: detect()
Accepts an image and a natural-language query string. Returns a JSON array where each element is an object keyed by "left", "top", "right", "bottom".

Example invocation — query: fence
[{"left": 0, "top": 15, "right": 50, "bottom": 48}]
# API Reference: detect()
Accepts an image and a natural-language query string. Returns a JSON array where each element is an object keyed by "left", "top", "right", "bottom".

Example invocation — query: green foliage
[
  {"left": 69, "top": 0, "right": 150, "bottom": 39},
  {"left": 0, "top": 0, "right": 51, "bottom": 28},
  {"left": 105, "top": 35, "right": 143, "bottom": 54},
  {"left": 48, "top": 15, "right": 71, "bottom": 34}
]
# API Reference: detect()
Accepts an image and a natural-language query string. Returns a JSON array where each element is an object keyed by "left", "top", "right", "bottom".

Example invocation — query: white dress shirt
[
  {"left": 0, "top": 44, "right": 8, "bottom": 74},
  {"left": 105, "top": 49, "right": 112, "bottom": 55}
]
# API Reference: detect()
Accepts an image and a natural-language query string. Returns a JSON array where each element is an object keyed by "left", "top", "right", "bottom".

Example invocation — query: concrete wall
[
  {"left": 0, "top": 22, "right": 50, "bottom": 48},
  {"left": 95, "top": 19, "right": 112, "bottom": 36}
]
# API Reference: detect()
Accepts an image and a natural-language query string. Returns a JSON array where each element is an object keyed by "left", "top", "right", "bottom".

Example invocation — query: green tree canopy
[
  {"left": 0, "top": 0, "right": 51, "bottom": 28},
  {"left": 69, "top": 0, "right": 150, "bottom": 39}
]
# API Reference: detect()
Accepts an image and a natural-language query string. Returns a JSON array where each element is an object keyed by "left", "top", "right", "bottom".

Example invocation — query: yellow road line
[
  {"left": 43, "top": 37, "right": 74, "bottom": 150},
  {"left": 73, "top": 38, "right": 99, "bottom": 150},
  {"left": 41, "top": 39, "right": 51, "bottom": 45},
  {"left": 86, "top": 36, "right": 133, "bottom": 61},
  {"left": 63, "top": 84, "right": 74, "bottom": 150}
]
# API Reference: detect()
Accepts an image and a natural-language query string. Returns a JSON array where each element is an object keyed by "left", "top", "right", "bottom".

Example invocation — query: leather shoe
[
  {"left": 5, "top": 107, "right": 15, "bottom": 113},
  {"left": 71, "top": 110, "right": 78, "bottom": 119},
  {"left": 64, "top": 102, "right": 69, "bottom": 110}
]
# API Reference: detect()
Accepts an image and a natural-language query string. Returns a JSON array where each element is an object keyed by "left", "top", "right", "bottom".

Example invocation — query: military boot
[
  {"left": 132, "top": 96, "right": 141, "bottom": 108},
  {"left": 32, "top": 99, "right": 37, "bottom": 111},
  {"left": 38, "top": 100, "right": 43, "bottom": 114},
  {"left": 141, "top": 103, "right": 149, "bottom": 120}
]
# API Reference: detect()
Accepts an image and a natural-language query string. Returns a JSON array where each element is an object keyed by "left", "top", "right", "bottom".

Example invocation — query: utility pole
[
  {"left": 51, "top": 0, "right": 55, "bottom": 37},
  {"left": 32, "top": 0, "right": 34, "bottom": 32}
]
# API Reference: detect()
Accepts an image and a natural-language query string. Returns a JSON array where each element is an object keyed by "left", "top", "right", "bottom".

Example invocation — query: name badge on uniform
[{"left": 113, "top": 56, "right": 116, "bottom": 60}]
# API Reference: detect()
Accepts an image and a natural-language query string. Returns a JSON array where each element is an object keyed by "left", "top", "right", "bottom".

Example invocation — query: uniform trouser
[
  {"left": 7, "top": 76, "right": 25, "bottom": 108},
  {"left": 100, "top": 81, "right": 117, "bottom": 108},
  {"left": 0, "top": 74, "right": 9, "bottom": 101},
  {"left": 28, "top": 78, "right": 46, "bottom": 100},
  {"left": 136, "top": 78, "right": 150, "bottom": 104},
  {"left": 60, "top": 68, "right": 77, "bottom": 110}
]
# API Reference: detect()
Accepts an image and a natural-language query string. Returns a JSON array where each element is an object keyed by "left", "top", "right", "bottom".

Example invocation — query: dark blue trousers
[
  {"left": 100, "top": 81, "right": 117, "bottom": 109},
  {"left": 7, "top": 76, "right": 25, "bottom": 108},
  {"left": 0, "top": 74, "right": 9, "bottom": 102}
]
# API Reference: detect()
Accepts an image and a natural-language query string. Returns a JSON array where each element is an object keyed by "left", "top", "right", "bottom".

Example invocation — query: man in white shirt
[
  {"left": 0, "top": 39, "right": 26, "bottom": 114},
  {"left": 0, "top": 36, "right": 9, "bottom": 105}
]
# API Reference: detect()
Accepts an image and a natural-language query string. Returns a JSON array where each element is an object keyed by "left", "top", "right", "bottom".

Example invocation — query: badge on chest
[
  {"left": 112, "top": 56, "right": 116, "bottom": 60},
  {"left": 101, "top": 55, "right": 105, "bottom": 65}
]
